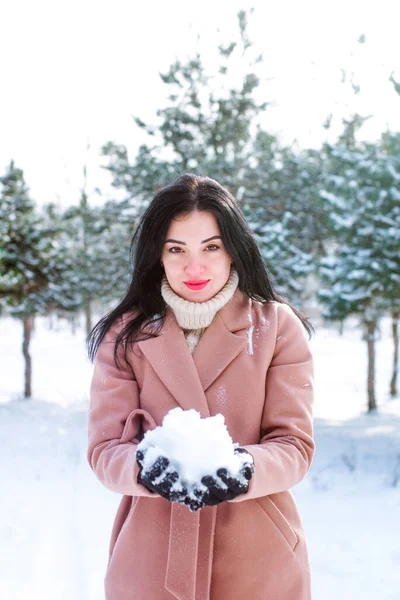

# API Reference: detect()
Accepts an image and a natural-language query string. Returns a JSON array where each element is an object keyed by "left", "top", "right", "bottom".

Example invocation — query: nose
[{"left": 184, "top": 256, "right": 206, "bottom": 277}]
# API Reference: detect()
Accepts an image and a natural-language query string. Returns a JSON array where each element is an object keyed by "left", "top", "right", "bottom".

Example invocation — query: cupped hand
[
  {"left": 184, "top": 447, "right": 255, "bottom": 511},
  {"left": 136, "top": 448, "right": 188, "bottom": 503}
]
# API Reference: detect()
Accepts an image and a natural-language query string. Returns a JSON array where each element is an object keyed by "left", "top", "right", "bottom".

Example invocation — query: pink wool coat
[{"left": 87, "top": 288, "right": 315, "bottom": 600}]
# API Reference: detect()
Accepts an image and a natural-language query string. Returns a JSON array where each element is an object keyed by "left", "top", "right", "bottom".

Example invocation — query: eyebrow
[{"left": 164, "top": 235, "right": 222, "bottom": 245}]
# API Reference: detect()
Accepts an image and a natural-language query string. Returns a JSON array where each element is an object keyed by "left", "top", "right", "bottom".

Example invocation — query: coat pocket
[{"left": 256, "top": 495, "right": 298, "bottom": 551}]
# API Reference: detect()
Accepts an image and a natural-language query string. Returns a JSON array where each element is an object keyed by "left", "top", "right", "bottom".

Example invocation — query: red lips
[{"left": 184, "top": 280, "right": 210, "bottom": 290}]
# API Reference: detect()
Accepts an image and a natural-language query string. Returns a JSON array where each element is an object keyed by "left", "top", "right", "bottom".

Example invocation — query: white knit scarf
[{"left": 161, "top": 269, "right": 239, "bottom": 353}]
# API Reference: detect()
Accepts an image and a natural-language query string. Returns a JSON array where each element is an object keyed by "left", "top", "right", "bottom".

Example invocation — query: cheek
[
  {"left": 162, "top": 253, "right": 182, "bottom": 271},
  {"left": 204, "top": 252, "right": 232, "bottom": 272},
  {"left": 213, "top": 251, "right": 232, "bottom": 268}
]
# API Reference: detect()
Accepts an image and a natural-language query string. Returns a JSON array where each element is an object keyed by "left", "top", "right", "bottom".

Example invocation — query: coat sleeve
[
  {"left": 230, "top": 302, "right": 315, "bottom": 502},
  {"left": 87, "top": 316, "right": 154, "bottom": 497}
]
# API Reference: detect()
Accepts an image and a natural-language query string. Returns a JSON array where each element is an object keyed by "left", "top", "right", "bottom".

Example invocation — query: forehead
[{"left": 166, "top": 211, "right": 220, "bottom": 237}]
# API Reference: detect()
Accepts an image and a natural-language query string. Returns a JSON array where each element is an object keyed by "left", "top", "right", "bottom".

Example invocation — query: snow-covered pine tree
[
  {"left": 101, "top": 9, "right": 268, "bottom": 210},
  {"left": 245, "top": 207, "right": 314, "bottom": 306},
  {"left": 381, "top": 130, "right": 400, "bottom": 396},
  {"left": 318, "top": 121, "right": 400, "bottom": 411},
  {"left": 0, "top": 160, "right": 79, "bottom": 397},
  {"left": 245, "top": 131, "right": 327, "bottom": 257},
  {"left": 61, "top": 191, "right": 133, "bottom": 337},
  {"left": 243, "top": 130, "right": 328, "bottom": 307}
]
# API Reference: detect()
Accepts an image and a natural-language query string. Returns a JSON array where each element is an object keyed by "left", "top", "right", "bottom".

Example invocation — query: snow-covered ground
[{"left": 0, "top": 314, "right": 399, "bottom": 600}]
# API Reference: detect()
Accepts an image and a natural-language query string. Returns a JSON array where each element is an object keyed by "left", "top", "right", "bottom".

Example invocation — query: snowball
[{"left": 137, "top": 407, "right": 243, "bottom": 488}]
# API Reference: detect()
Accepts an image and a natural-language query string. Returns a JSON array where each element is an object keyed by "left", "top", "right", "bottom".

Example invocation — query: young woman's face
[{"left": 161, "top": 210, "right": 233, "bottom": 302}]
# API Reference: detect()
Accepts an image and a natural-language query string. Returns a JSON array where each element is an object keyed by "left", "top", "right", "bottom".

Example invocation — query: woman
[{"left": 87, "top": 173, "right": 315, "bottom": 600}]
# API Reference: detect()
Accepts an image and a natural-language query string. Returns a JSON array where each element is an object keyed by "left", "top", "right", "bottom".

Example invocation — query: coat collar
[{"left": 137, "top": 288, "right": 252, "bottom": 416}]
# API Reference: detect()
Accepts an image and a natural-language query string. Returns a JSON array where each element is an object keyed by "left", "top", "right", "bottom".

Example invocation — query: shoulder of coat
[
  {"left": 253, "top": 300, "right": 303, "bottom": 329},
  {"left": 108, "top": 308, "right": 143, "bottom": 341},
  {"left": 273, "top": 301, "right": 309, "bottom": 342},
  {"left": 253, "top": 299, "right": 280, "bottom": 320}
]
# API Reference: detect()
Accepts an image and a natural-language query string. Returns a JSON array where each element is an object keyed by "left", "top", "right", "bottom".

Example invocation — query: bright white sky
[{"left": 1, "top": 0, "right": 399, "bottom": 205}]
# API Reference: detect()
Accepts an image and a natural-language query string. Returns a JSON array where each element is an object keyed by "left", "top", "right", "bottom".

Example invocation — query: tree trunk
[
  {"left": 391, "top": 311, "right": 399, "bottom": 397},
  {"left": 85, "top": 299, "right": 92, "bottom": 339},
  {"left": 22, "top": 314, "right": 35, "bottom": 399},
  {"left": 70, "top": 314, "right": 77, "bottom": 336},
  {"left": 366, "top": 318, "right": 377, "bottom": 412}
]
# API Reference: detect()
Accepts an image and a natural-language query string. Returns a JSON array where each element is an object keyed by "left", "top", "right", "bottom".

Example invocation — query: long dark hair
[{"left": 87, "top": 173, "right": 313, "bottom": 367}]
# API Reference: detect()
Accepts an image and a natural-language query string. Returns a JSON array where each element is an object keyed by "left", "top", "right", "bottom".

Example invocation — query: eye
[
  {"left": 205, "top": 244, "right": 220, "bottom": 251},
  {"left": 168, "top": 246, "right": 183, "bottom": 253}
]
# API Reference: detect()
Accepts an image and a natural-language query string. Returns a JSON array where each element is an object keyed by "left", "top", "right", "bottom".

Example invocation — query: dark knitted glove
[
  {"left": 186, "top": 447, "right": 255, "bottom": 511},
  {"left": 136, "top": 448, "right": 188, "bottom": 503}
]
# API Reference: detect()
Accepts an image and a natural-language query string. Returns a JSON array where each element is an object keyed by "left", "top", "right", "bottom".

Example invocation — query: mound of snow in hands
[{"left": 137, "top": 407, "right": 249, "bottom": 497}]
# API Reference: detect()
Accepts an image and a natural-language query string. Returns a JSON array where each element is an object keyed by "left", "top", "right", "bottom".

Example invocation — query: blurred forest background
[{"left": 0, "top": 8, "right": 399, "bottom": 412}]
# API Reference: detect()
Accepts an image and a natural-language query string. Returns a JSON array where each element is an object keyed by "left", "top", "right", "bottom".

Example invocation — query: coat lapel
[
  {"left": 192, "top": 288, "right": 252, "bottom": 392},
  {"left": 138, "top": 288, "right": 253, "bottom": 414},
  {"left": 138, "top": 311, "right": 210, "bottom": 417}
]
